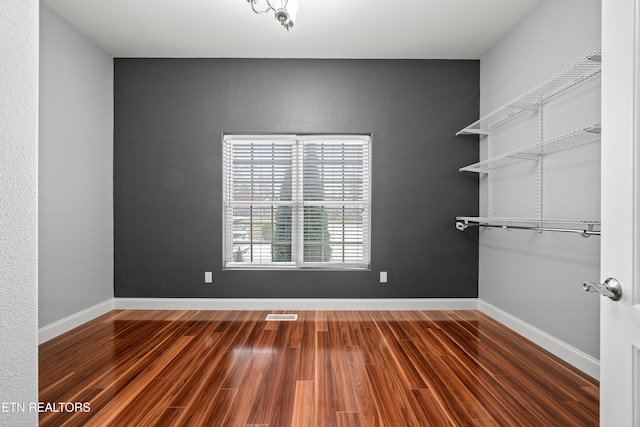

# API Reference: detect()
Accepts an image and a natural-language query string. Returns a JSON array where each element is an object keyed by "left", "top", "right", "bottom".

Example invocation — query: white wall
[
  {"left": 478, "top": 0, "right": 602, "bottom": 358},
  {"left": 0, "top": 1, "right": 39, "bottom": 425},
  {"left": 39, "top": 4, "right": 114, "bottom": 328}
]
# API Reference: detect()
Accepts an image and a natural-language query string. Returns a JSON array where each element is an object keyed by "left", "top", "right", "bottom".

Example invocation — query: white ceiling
[{"left": 41, "top": 0, "right": 542, "bottom": 59}]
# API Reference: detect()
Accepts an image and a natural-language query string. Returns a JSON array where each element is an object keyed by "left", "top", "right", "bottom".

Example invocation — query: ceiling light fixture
[{"left": 246, "top": 0, "right": 298, "bottom": 32}]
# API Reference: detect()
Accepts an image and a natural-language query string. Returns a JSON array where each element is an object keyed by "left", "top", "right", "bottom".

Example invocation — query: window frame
[{"left": 222, "top": 133, "right": 371, "bottom": 270}]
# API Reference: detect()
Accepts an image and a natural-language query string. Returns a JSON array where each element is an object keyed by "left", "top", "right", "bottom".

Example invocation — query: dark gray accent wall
[{"left": 114, "top": 58, "right": 479, "bottom": 298}]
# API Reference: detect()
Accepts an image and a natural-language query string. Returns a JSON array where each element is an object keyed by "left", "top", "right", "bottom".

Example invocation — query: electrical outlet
[
  {"left": 380, "top": 271, "right": 388, "bottom": 283},
  {"left": 204, "top": 271, "right": 213, "bottom": 284}
]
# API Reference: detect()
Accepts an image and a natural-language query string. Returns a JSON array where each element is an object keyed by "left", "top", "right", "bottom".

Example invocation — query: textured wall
[
  {"left": 39, "top": 4, "right": 114, "bottom": 328},
  {"left": 0, "top": 1, "right": 39, "bottom": 425},
  {"left": 114, "top": 58, "right": 480, "bottom": 299},
  {"left": 478, "top": 0, "right": 601, "bottom": 358}
]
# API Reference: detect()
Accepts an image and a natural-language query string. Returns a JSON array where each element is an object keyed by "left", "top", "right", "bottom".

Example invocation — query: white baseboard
[
  {"left": 478, "top": 300, "right": 600, "bottom": 380},
  {"left": 114, "top": 297, "right": 479, "bottom": 311},
  {"left": 38, "top": 299, "right": 114, "bottom": 344}
]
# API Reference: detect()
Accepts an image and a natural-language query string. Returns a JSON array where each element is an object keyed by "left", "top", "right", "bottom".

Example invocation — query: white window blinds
[{"left": 223, "top": 134, "right": 371, "bottom": 269}]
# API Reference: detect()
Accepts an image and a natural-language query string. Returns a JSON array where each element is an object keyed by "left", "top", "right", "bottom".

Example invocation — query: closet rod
[{"left": 455, "top": 221, "right": 600, "bottom": 237}]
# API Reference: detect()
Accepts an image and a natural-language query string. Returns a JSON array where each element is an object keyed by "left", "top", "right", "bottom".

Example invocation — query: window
[{"left": 223, "top": 134, "right": 371, "bottom": 269}]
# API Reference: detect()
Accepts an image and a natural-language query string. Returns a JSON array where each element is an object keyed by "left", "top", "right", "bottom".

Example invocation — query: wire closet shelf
[
  {"left": 455, "top": 217, "right": 601, "bottom": 237},
  {"left": 456, "top": 48, "right": 602, "bottom": 136},
  {"left": 459, "top": 125, "right": 601, "bottom": 173},
  {"left": 455, "top": 47, "right": 602, "bottom": 237}
]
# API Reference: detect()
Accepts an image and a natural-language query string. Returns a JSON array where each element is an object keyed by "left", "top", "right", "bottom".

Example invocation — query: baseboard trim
[
  {"left": 38, "top": 299, "right": 114, "bottom": 344},
  {"left": 114, "top": 297, "right": 479, "bottom": 311},
  {"left": 478, "top": 300, "right": 600, "bottom": 380}
]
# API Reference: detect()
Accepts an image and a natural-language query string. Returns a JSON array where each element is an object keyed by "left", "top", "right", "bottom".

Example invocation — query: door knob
[{"left": 583, "top": 278, "right": 622, "bottom": 301}]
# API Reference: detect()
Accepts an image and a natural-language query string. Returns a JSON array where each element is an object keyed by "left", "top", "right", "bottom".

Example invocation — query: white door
[{"left": 600, "top": 1, "right": 640, "bottom": 425}]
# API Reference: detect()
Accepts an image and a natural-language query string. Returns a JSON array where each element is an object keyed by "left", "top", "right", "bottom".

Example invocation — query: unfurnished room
[{"left": 2, "top": 0, "right": 640, "bottom": 425}]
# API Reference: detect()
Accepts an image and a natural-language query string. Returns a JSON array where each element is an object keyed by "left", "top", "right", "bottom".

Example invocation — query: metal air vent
[{"left": 265, "top": 314, "right": 298, "bottom": 321}]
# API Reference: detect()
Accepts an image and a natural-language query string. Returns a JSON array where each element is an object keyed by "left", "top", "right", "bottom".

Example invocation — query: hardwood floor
[{"left": 39, "top": 310, "right": 599, "bottom": 426}]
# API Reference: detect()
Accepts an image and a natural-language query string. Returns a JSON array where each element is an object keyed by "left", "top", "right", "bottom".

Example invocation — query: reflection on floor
[{"left": 39, "top": 310, "right": 599, "bottom": 426}]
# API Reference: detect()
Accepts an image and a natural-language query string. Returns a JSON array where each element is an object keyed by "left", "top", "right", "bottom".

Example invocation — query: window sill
[{"left": 223, "top": 264, "right": 371, "bottom": 272}]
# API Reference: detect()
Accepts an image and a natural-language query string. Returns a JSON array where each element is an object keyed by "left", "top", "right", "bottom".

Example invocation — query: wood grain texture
[{"left": 39, "top": 310, "right": 598, "bottom": 426}]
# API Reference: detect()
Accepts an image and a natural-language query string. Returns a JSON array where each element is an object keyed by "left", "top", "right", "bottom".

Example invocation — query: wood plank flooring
[{"left": 39, "top": 310, "right": 599, "bottom": 426}]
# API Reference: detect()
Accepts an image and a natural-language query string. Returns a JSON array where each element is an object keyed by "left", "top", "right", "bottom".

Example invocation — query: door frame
[{"left": 600, "top": 0, "right": 640, "bottom": 425}]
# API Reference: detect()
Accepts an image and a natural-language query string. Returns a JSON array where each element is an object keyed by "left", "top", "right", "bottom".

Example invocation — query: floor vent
[{"left": 265, "top": 314, "right": 298, "bottom": 321}]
